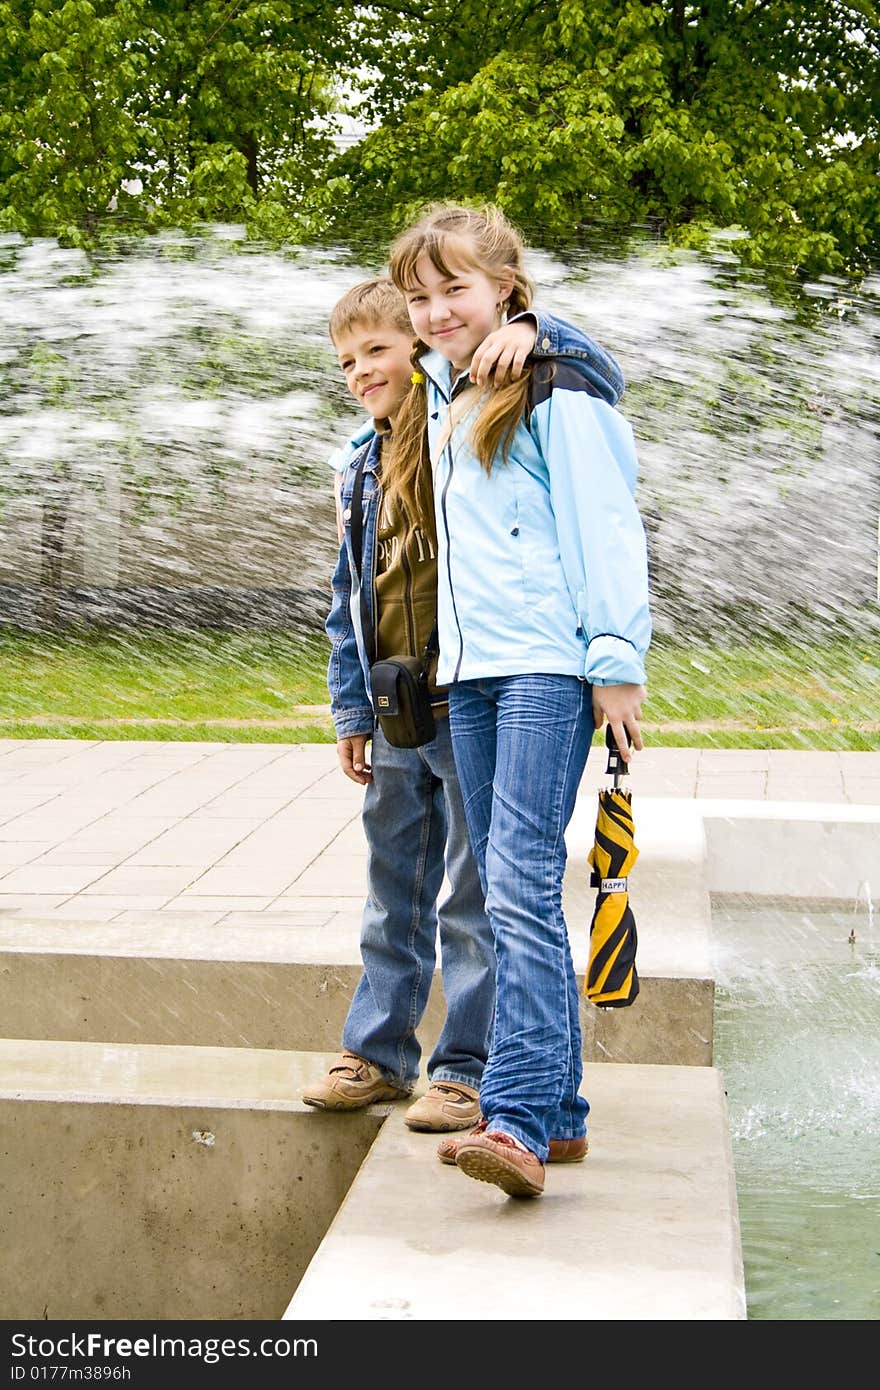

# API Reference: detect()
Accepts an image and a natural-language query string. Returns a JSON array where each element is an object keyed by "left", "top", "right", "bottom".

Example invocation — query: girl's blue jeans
[
  {"left": 449, "top": 673, "right": 593, "bottom": 1160},
  {"left": 342, "top": 717, "right": 495, "bottom": 1092}
]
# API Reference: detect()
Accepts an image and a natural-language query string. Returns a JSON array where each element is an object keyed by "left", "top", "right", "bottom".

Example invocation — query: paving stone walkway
[{"left": 0, "top": 739, "right": 877, "bottom": 923}]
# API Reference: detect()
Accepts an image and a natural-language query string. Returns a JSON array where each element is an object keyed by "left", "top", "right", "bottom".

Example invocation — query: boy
[{"left": 303, "top": 279, "right": 499, "bottom": 1130}]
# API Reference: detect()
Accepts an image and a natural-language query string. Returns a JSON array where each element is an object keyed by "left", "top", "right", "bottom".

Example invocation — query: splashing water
[
  {"left": 854, "top": 880, "right": 875, "bottom": 934},
  {"left": 0, "top": 226, "right": 878, "bottom": 645},
  {"left": 712, "top": 900, "right": 880, "bottom": 1320}
]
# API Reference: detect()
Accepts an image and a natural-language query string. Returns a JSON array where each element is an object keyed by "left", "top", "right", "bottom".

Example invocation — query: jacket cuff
[
  {"left": 585, "top": 635, "right": 646, "bottom": 687},
  {"left": 333, "top": 708, "right": 375, "bottom": 740},
  {"left": 510, "top": 309, "right": 557, "bottom": 356}
]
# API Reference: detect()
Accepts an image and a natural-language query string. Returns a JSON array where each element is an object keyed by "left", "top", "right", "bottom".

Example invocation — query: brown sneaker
[
  {"left": 301, "top": 1052, "right": 410, "bottom": 1111},
  {"left": 404, "top": 1080, "right": 481, "bottom": 1132},
  {"left": 438, "top": 1124, "right": 588, "bottom": 1166},
  {"left": 454, "top": 1129, "right": 545, "bottom": 1197}
]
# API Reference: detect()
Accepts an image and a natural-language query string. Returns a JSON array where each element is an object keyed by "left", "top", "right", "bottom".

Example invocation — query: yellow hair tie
[{"left": 410, "top": 371, "right": 425, "bottom": 385}]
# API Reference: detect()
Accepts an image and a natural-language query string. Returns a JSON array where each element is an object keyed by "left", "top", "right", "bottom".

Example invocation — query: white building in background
[{"left": 331, "top": 111, "right": 369, "bottom": 151}]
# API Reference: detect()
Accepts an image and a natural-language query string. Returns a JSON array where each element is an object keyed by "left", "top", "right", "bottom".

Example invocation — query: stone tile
[
  {"left": 767, "top": 749, "right": 845, "bottom": 768},
  {"left": 181, "top": 864, "right": 297, "bottom": 895},
  {"left": 112, "top": 909, "right": 227, "bottom": 926},
  {"left": 164, "top": 895, "right": 275, "bottom": 911},
  {"left": 0, "top": 895, "right": 67, "bottom": 913},
  {"left": 330, "top": 822, "right": 369, "bottom": 855},
  {"left": 198, "top": 796, "right": 297, "bottom": 818},
  {"left": 0, "top": 843, "right": 54, "bottom": 866},
  {"left": 28, "top": 903, "right": 124, "bottom": 922},
  {"left": 275, "top": 896, "right": 365, "bottom": 915},
  {"left": 60, "top": 818, "right": 180, "bottom": 851},
  {"left": 79, "top": 866, "right": 197, "bottom": 896},
  {"left": 0, "top": 794, "right": 66, "bottom": 814},
  {"left": 0, "top": 864, "right": 110, "bottom": 894},
  {"left": 697, "top": 751, "right": 771, "bottom": 770},
  {"left": 844, "top": 783, "right": 880, "bottom": 804},
  {"left": 288, "top": 859, "right": 369, "bottom": 895},
  {"left": 125, "top": 819, "right": 262, "bottom": 867},
  {"left": 695, "top": 775, "right": 768, "bottom": 799},
  {"left": 0, "top": 815, "right": 102, "bottom": 842},
  {"left": 215, "top": 827, "right": 338, "bottom": 868},
  {"left": 34, "top": 849, "right": 124, "bottom": 866},
  {"left": 269, "top": 802, "right": 359, "bottom": 824},
  {"left": 626, "top": 771, "right": 700, "bottom": 797},
  {"left": 61, "top": 895, "right": 174, "bottom": 911},
  {"left": 0, "top": 741, "right": 84, "bottom": 765},
  {"left": 838, "top": 752, "right": 880, "bottom": 773},
  {"left": 214, "top": 910, "right": 334, "bottom": 927},
  {"left": 765, "top": 781, "right": 846, "bottom": 802}
]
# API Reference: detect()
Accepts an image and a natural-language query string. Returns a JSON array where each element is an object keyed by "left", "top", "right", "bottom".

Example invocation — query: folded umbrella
[{"left": 585, "top": 725, "right": 640, "bottom": 1008}]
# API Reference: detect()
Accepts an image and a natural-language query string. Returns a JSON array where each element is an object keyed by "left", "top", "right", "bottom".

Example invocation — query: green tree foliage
[
  {"left": 0, "top": 1, "right": 876, "bottom": 276},
  {"left": 0, "top": 0, "right": 355, "bottom": 243},
  {"left": 335, "top": 0, "right": 880, "bottom": 278}
]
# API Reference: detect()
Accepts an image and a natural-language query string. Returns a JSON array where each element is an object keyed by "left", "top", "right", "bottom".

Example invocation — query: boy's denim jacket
[{"left": 325, "top": 312, "right": 626, "bottom": 741}]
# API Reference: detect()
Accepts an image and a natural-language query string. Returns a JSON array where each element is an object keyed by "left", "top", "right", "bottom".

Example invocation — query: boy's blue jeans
[
  {"left": 342, "top": 717, "right": 495, "bottom": 1092},
  {"left": 449, "top": 673, "right": 593, "bottom": 1161}
]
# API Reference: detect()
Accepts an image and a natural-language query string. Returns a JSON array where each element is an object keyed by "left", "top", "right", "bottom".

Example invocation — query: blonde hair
[
  {"left": 328, "top": 276, "right": 412, "bottom": 343},
  {"left": 387, "top": 204, "right": 536, "bottom": 492}
]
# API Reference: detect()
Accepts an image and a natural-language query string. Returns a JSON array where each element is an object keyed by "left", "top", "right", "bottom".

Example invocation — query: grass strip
[{"left": 0, "top": 630, "right": 876, "bottom": 750}]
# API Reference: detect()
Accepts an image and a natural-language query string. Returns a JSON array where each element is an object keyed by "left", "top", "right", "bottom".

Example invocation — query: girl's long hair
[{"left": 385, "top": 204, "right": 536, "bottom": 516}]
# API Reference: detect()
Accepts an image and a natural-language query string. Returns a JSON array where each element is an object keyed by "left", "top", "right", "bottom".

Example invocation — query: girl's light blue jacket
[
  {"left": 419, "top": 326, "right": 652, "bottom": 689},
  {"left": 326, "top": 315, "right": 649, "bottom": 738}
]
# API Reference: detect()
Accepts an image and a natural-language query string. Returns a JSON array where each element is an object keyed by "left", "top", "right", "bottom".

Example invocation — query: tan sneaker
[
  {"left": 455, "top": 1128, "right": 545, "bottom": 1197},
  {"left": 404, "top": 1080, "right": 481, "bottom": 1132},
  {"left": 438, "top": 1121, "right": 588, "bottom": 1166},
  {"left": 301, "top": 1052, "right": 410, "bottom": 1111}
]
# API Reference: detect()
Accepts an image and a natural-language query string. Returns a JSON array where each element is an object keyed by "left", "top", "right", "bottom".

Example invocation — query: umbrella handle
[{"left": 604, "top": 723, "right": 632, "bottom": 786}]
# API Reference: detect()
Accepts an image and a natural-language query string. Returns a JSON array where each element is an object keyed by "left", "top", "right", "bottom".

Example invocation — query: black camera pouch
[
  {"left": 370, "top": 655, "right": 436, "bottom": 749},
  {"left": 348, "top": 448, "right": 439, "bottom": 751}
]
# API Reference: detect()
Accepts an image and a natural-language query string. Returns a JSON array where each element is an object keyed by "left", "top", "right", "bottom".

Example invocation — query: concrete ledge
[
  {"left": 0, "top": 938, "right": 713, "bottom": 1067},
  {"left": 699, "top": 801, "right": 880, "bottom": 899},
  {"left": 0, "top": 793, "right": 715, "bottom": 1067},
  {"left": 0, "top": 1040, "right": 745, "bottom": 1322},
  {"left": 4, "top": 802, "right": 870, "bottom": 1071},
  {"left": 285, "top": 1061, "right": 747, "bottom": 1322},
  {"left": 0, "top": 1041, "right": 378, "bottom": 1321}
]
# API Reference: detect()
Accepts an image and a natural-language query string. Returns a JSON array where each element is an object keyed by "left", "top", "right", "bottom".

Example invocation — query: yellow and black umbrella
[{"left": 585, "top": 725, "right": 640, "bottom": 1008}]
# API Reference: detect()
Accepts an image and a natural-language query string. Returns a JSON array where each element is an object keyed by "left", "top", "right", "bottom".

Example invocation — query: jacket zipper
[
  {"left": 423, "top": 363, "right": 467, "bottom": 681},
  {"left": 399, "top": 497, "right": 416, "bottom": 656}
]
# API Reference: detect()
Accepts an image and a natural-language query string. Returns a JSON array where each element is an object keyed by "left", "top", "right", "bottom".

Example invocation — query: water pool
[{"left": 711, "top": 900, "right": 880, "bottom": 1320}]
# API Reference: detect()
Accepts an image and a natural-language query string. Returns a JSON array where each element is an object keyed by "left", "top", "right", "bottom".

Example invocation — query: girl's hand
[
  {"left": 337, "top": 734, "right": 373, "bottom": 784},
  {"left": 592, "top": 684, "right": 646, "bottom": 763},
  {"left": 470, "top": 318, "right": 537, "bottom": 387}
]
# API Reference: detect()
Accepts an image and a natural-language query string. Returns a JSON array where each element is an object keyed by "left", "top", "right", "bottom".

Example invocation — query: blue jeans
[
  {"left": 449, "top": 674, "right": 593, "bottom": 1160},
  {"left": 343, "top": 716, "right": 495, "bottom": 1092}
]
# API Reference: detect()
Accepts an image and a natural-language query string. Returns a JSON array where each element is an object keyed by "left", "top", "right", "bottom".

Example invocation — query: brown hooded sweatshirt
[{"left": 373, "top": 472, "right": 448, "bottom": 715}]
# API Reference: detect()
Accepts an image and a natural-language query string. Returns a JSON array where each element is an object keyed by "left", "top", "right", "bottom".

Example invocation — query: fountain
[
  {"left": 854, "top": 880, "right": 875, "bottom": 938},
  {"left": 0, "top": 225, "right": 878, "bottom": 1319},
  {"left": 0, "top": 226, "right": 878, "bottom": 646},
  {"left": 711, "top": 889, "right": 880, "bottom": 1320}
]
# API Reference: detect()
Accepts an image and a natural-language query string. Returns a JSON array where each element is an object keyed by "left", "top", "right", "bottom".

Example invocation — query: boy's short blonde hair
[{"left": 329, "top": 277, "right": 413, "bottom": 343}]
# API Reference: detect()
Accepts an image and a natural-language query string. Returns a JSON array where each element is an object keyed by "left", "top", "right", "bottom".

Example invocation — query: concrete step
[
  {"left": 0, "top": 1039, "right": 745, "bottom": 1321},
  {"left": 0, "top": 799, "right": 715, "bottom": 1067},
  {"left": 0, "top": 1040, "right": 376, "bottom": 1321},
  {"left": 287, "top": 1060, "right": 747, "bottom": 1321}
]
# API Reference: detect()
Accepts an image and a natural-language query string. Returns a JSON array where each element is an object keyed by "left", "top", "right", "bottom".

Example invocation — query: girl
[{"left": 386, "top": 204, "right": 652, "bottom": 1196}]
